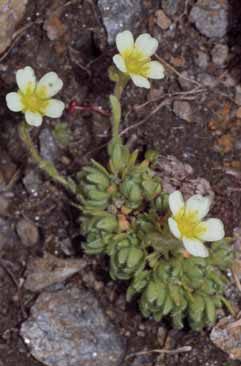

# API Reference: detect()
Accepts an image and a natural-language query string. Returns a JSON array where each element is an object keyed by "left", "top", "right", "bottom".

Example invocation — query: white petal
[
  {"left": 169, "top": 191, "right": 185, "bottom": 216},
  {"left": 196, "top": 218, "right": 225, "bottom": 242},
  {"left": 147, "top": 61, "right": 165, "bottom": 79},
  {"left": 36, "top": 72, "right": 63, "bottom": 98},
  {"left": 168, "top": 218, "right": 181, "bottom": 239},
  {"left": 16, "top": 66, "right": 36, "bottom": 94},
  {"left": 44, "top": 99, "right": 65, "bottom": 118},
  {"left": 183, "top": 237, "right": 209, "bottom": 257},
  {"left": 116, "top": 30, "right": 134, "bottom": 54},
  {"left": 135, "top": 33, "right": 158, "bottom": 57},
  {"left": 186, "top": 195, "right": 211, "bottom": 220},
  {"left": 130, "top": 74, "right": 150, "bottom": 89},
  {"left": 25, "top": 111, "right": 43, "bottom": 127},
  {"left": 113, "top": 55, "right": 127, "bottom": 73},
  {"left": 6, "top": 92, "right": 23, "bottom": 112}
]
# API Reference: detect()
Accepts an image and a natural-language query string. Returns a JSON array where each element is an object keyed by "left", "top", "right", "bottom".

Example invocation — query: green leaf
[
  {"left": 97, "top": 216, "right": 118, "bottom": 232},
  {"left": 189, "top": 294, "right": 205, "bottom": 322},
  {"left": 111, "top": 143, "right": 124, "bottom": 173},
  {"left": 129, "top": 184, "right": 142, "bottom": 202},
  {"left": 162, "top": 295, "right": 173, "bottom": 315},
  {"left": 204, "top": 296, "right": 216, "bottom": 323},
  {"left": 146, "top": 281, "right": 159, "bottom": 303},
  {"left": 156, "top": 284, "right": 167, "bottom": 307},
  {"left": 86, "top": 173, "right": 110, "bottom": 188},
  {"left": 87, "top": 189, "right": 110, "bottom": 201},
  {"left": 127, "top": 247, "right": 143, "bottom": 268},
  {"left": 118, "top": 248, "right": 129, "bottom": 265},
  {"left": 169, "top": 285, "right": 181, "bottom": 306}
]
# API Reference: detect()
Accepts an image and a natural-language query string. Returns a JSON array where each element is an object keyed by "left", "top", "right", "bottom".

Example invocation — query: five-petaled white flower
[
  {"left": 6, "top": 66, "right": 65, "bottom": 127},
  {"left": 113, "top": 30, "right": 165, "bottom": 89},
  {"left": 168, "top": 191, "right": 225, "bottom": 258}
]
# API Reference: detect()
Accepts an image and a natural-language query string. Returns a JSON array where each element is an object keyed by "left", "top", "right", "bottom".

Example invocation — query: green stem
[
  {"left": 19, "top": 121, "right": 77, "bottom": 195},
  {"left": 114, "top": 74, "right": 129, "bottom": 100}
]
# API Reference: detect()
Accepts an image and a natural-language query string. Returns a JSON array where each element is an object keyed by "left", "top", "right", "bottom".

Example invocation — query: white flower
[
  {"left": 113, "top": 30, "right": 165, "bottom": 89},
  {"left": 6, "top": 66, "right": 65, "bottom": 127},
  {"left": 168, "top": 191, "right": 225, "bottom": 258}
]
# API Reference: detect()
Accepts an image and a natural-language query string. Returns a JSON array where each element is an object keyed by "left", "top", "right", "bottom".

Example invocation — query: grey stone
[
  {"left": 98, "top": 0, "right": 144, "bottom": 44},
  {"left": 23, "top": 170, "right": 42, "bottom": 195},
  {"left": 178, "top": 71, "right": 196, "bottom": 90},
  {"left": 21, "top": 286, "right": 126, "bottom": 366},
  {"left": 39, "top": 127, "right": 59, "bottom": 163},
  {"left": 197, "top": 72, "right": 218, "bottom": 88},
  {"left": 16, "top": 219, "right": 39, "bottom": 247},
  {"left": 173, "top": 100, "right": 192, "bottom": 122},
  {"left": 155, "top": 156, "right": 214, "bottom": 202},
  {"left": 211, "top": 44, "right": 229, "bottom": 67},
  {"left": 24, "top": 253, "right": 87, "bottom": 292},
  {"left": 194, "top": 50, "right": 209, "bottom": 70},
  {"left": 161, "top": 0, "right": 180, "bottom": 16},
  {"left": 190, "top": 0, "right": 228, "bottom": 39}
]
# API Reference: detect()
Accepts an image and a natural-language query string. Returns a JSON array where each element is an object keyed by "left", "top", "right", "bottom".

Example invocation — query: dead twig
[
  {"left": 68, "top": 46, "right": 92, "bottom": 77},
  {"left": 120, "top": 99, "right": 170, "bottom": 137},
  {"left": 125, "top": 346, "right": 192, "bottom": 360},
  {"left": 155, "top": 54, "right": 202, "bottom": 87}
]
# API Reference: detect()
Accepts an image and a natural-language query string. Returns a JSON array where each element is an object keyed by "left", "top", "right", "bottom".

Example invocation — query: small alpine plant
[{"left": 6, "top": 31, "right": 234, "bottom": 330}]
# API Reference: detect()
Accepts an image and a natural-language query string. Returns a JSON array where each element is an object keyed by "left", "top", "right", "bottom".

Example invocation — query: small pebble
[
  {"left": 155, "top": 9, "right": 171, "bottom": 30},
  {"left": 16, "top": 219, "right": 39, "bottom": 247},
  {"left": 194, "top": 50, "right": 209, "bottom": 70},
  {"left": 235, "top": 85, "right": 241, "bottom": 106},
  {"left": 211, "top": 44, "right": 229, "bottom": 67},
  {"left": 173, "top": 100, "right": 192, "bottom": 122}
]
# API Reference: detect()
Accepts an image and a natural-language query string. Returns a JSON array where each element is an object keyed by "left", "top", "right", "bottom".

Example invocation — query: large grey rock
[
  {"left": 190, "top": 0, "right": 228, "bottom": 39},
  {"left": 98, "top": 0, "right": 143, "bottom": 44},
  {"left": 0, "top": 0, "right": 29, "bottom": 54},
  {"left": 21, "top": 286, "right": 126, "bottom": 366}
]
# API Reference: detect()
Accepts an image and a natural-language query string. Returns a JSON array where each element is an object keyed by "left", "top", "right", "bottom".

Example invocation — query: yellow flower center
[
  {"left": 174, "top": 208, "right": 206, "bottom": 239},
  {"left": 19, "top": 83, "right": 49, "bottom": 114},
  {"left": 122, "top": 47, "right": 150, "bottom": 76}
]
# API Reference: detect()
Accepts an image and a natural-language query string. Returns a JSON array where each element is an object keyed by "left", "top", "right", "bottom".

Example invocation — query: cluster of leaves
[{"left": 77, "top": 96, "right": 233, "bottom": 330}]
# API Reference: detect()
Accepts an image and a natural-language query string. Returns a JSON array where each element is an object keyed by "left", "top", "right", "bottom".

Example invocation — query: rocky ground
[{"left": 0, "top": 0, "right": 241, "bottom": 365}]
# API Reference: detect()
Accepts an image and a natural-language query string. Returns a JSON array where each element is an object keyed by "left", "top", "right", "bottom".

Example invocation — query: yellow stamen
[
  {"left": 19, "top": 86, "right": 49, "bottom": 115},
  {"left": 122, "top": 47, "right": 150, "bottom": 77},
  {"left": 174, "top": 208, "right": 206, "bottom": 239}
]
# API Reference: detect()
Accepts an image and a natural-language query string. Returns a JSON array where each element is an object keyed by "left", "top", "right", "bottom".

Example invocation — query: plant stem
[
  {"left": 114, "top": 74, "right": 129, "bottom": 100},
  {"left": 19, "top": 121, "right": 77, "bottom": 195}
]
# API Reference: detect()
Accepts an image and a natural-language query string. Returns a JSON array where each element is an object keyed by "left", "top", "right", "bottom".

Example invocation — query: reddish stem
[{"left": 68, "top": 100, "right": 111, "bottom": 117}]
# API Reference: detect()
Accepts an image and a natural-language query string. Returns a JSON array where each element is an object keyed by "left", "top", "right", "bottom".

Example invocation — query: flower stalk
[{"left": 19, "top": 121, "right": 77, "bottom": 195}]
